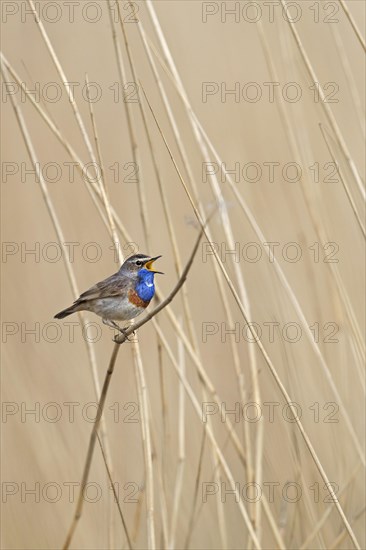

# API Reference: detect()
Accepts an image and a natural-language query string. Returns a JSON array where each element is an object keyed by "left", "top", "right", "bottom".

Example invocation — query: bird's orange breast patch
[{"left": 128, "top": 288, "right": 150, "bottom": 309}]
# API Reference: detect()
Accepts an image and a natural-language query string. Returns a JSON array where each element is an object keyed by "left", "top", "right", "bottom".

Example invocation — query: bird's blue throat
[{"left": 135, "top": 269, "right": 156, "bottom": 302}]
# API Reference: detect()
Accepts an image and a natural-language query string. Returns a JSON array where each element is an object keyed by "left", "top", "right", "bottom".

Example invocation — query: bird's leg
[
  {"left": 118, "top": 327, "right": 134, "bottom": 341},
  {"left": 102, "top": 318, "right": 121, "bottom": 331},
  {"left": 103, "top": 318, "right": 135, "bottom": 342}
]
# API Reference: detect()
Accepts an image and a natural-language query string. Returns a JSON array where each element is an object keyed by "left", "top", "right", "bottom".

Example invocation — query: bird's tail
[{"left": 54, "top": 303, "right": 80, "bottom": 319}]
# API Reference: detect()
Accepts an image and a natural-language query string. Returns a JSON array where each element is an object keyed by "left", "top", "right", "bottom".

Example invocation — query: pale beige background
[{"left": 1, "top": 1, "right": 365, "bottom": 549}]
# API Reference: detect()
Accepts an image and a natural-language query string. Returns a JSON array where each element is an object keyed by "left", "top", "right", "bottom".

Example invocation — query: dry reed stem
[
  {"left": 62, "top": 342, "right": 121, "bottom": 549},
  {"left": 319, "top": 123, "right": 365, "bottom": 238},
  {"left": 85, "top": 72, "right": 123, "bottom": 264},
  {"left": 184, "top": 429, "right": 207, "bottom": 549},
  {"left": 26, "top": 0, "right": 100, "bottom": 172},
  {"left": 107, "top": 0, "right": 150, "bottom": 242},
  {"left": 97, "top": 433, "right": 133, "bottom": 549},
  {"left": 168, "top": 324, "right": 186, "bottom": 549},
  {"left": 338, "top": 0, "right": 366, "bottom": 52},
  {"left": 157, "top": 338, "right": 170, "bottom": 547},
  {"left": 330, "top": 23, "right": 365, "bottom": 139},
  {"left": 131, "top": 345, "right": 156, "bottom": 549},
  {"left": 146, "top": 399, "right": 170, "bottom": 548},
  {"left": 329, "top": 506, "right": 366, "bottom": 549},
  {"left": 300, "top": 461, "right": 363, "bottom": 549},
  {"left": 280, "top": 0, "right": 365, "bottom": 201},
  {"left": 215, "top": 464, "right": 229, "bottom": 549}
]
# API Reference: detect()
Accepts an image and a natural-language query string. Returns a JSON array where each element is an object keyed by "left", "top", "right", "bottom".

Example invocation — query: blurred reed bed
[{"left": 1, "top": 1, "right": 365, "bottom": 549}]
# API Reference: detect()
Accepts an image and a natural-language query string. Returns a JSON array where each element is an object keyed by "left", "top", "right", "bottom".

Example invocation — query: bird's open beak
[{"left": 145, "top": 255, "right": 164, "bottom": 274}]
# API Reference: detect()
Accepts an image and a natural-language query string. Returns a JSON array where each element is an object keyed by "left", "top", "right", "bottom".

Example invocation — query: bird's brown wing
[{"left": 75, "top": 273, "right": 129, "bottom": 303}]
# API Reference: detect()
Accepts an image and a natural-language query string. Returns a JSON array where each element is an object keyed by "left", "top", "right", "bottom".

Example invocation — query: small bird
[{"left": 54, "top": 254, "right": 163, "bottom": 333}]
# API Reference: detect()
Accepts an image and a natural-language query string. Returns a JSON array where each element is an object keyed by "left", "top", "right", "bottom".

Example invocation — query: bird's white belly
[{"left": 90, "top": 297, "right": 145, "bottom": 321}]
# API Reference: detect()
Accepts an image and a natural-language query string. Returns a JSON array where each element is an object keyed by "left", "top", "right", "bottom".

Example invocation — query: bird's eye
[{"left": 135, "top": 260, "right": 143, "bottom": 267}]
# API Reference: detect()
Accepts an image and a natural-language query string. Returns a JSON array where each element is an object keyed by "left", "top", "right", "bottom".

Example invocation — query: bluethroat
[{"left": 54, "top": 254, "right": 163, "bottom": 333}]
